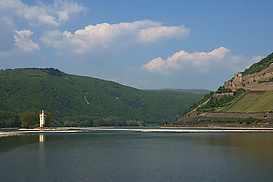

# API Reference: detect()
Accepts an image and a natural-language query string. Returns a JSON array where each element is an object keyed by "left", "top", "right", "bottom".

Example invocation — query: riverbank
[
  {"left": 2, "top": 126, "right": 273, "bottom": 137},
  {"left": 0, "top": 127, "right": 81, "bottom": 137}
]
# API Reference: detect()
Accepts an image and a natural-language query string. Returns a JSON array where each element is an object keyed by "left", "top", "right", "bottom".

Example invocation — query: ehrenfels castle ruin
[{"left": 224, "top": 63, "right": 273, "bottom": 91}]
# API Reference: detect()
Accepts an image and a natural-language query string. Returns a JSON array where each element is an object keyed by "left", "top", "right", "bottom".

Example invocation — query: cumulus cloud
[
  {"left": 0, "top": 0, "right": 86, "bottom": 27},
  {"left": 40, "top": 20, "right": 190, "bottom": 54},
  {"left": 139, "top": 47, "right": 265, "bottom": 90},
  {"left": 14, "top": 30, "right": 40, "bottom": 52},
  {"left": 138, "top": 25, "right": 190, "bottom": 43},
  {"left": 142, "top": 47, "right": 261, "bottom": 75},
  {"left": 142, "top": 47, "right": 230, "bottom": 74},
  {"left": 142, "top": 47, "right": 262, "bottom": 75}
]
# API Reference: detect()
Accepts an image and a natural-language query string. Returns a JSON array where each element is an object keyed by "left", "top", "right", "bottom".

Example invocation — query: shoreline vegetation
[{"left": 1, "top": 126, "right": 273, "bottom": 137}]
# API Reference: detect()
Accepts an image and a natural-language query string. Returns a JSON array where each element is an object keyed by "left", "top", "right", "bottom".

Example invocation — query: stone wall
[
  {"left": 224, "top": 64, "right": 273, "bottom": 91},
  {"left": 178, "top": 112, "right": 273, "bottom": 123},
  {"left": 244, "top": 82, "right": 273, "bottom": 91}
]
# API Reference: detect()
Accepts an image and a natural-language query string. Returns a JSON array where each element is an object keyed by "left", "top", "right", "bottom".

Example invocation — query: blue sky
[{"left": 1, "top": 0, "right": 273, "bottom": 90}]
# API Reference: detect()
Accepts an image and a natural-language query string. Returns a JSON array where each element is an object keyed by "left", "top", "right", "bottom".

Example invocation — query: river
[{"left": 1, "top": 131, "right": 273, "bottom": 181}]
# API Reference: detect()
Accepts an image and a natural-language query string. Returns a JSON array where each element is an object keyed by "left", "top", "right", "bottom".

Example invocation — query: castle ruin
[
  {"left": 224, "top": 64, "right": 273, "bottom": 91},
  {"left": 224, "top": 72, "right": 243, "bottom": 91}
]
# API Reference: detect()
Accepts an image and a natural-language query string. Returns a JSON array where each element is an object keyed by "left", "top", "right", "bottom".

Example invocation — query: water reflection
[
  {"left": 2, "top": 132, "right": 273, "bottom": 181},
  {"left": 0, "top": 135, "right": 37, "bottom": 153},
  {"left": 39, "top": 134, "right": 45, "bottom": 143},
  {"left": 38, "top": 134, "right": 46, "bottom": 178}
]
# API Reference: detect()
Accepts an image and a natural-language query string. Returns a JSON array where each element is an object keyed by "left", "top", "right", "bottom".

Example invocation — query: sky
[{"left": 1, "top": 0, "right": 273, "bottom": 90}]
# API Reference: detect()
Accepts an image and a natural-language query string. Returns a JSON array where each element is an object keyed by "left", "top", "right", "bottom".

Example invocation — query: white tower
[{"left": 39, "top": 110, "right": 46, "bottom": 128}]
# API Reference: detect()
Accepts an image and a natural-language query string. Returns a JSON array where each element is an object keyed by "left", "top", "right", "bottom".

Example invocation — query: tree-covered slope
[
  {"left": 243, "top": 52, "right": 273, "bottom": 76},
  {"left": 0, "top": 68, "right": 204, "bottom": 126}
]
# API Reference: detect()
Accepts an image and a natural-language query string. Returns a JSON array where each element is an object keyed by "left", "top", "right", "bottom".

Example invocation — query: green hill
[
  {"left": 0, "top": 68, "right": 204, "bottom": 127},
  {"left": 243, "top": 52, "right": 273, "bottom": 76},
  {"left": 178, "top": 51, "right": 273, "bottom": 126}
]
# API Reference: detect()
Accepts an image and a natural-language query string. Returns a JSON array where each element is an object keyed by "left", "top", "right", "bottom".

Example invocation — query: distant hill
[
  {"left": 177, "top": 51, "right": 273, "bottom": 127},
  {"left": 157, "top": 89, "right": 211, "bottom": 95},
  {"left": 0, "top": 68, "right": 204, "bottom": 127}
]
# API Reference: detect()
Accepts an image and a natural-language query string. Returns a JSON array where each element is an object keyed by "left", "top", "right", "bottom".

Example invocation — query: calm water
[{"left": 1, "top": 131, "right": 273, "bottom": 182}]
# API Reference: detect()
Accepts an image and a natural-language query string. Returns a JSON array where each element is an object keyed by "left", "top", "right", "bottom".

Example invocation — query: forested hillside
[
  {"left": 243, "top": 52, "right": 273, "bottom": 76},
  {"left": 177, "top": 51, "right": 273, "bottom": 127},
  {"left": 0, "top": 68, "right": 205, "bottom": 127}
]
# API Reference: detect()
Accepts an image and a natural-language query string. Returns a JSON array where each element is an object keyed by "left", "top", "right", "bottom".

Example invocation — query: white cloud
[
  {"left": 142, "top": 47, "right": 261, "bottom": 75},
  {"left": 0, "top": 0, "right": 86, "bottom": 27},
  {"left": 139, "top": 48, "right": 265, "bottom": 90},
  {"left": 138, "top": 25, "right": 190, "bottom": 43},
  {"left": 40, "top": 30, "right": 66, "bottom": 49},
  {"left": 14, "top": 30, "right": 40, "bottom": 52},
  {"left": 0, "top": 28, "right": 40, "bottom": 58},
  {"left": 142, "top": 47, "right": 230, "bottom": 74},
  {"left": 141, "top": 57, "right": 173, "bottom": 75},
  {"left": 40, "top": 20, "right": 190, "bottom": 54}
]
